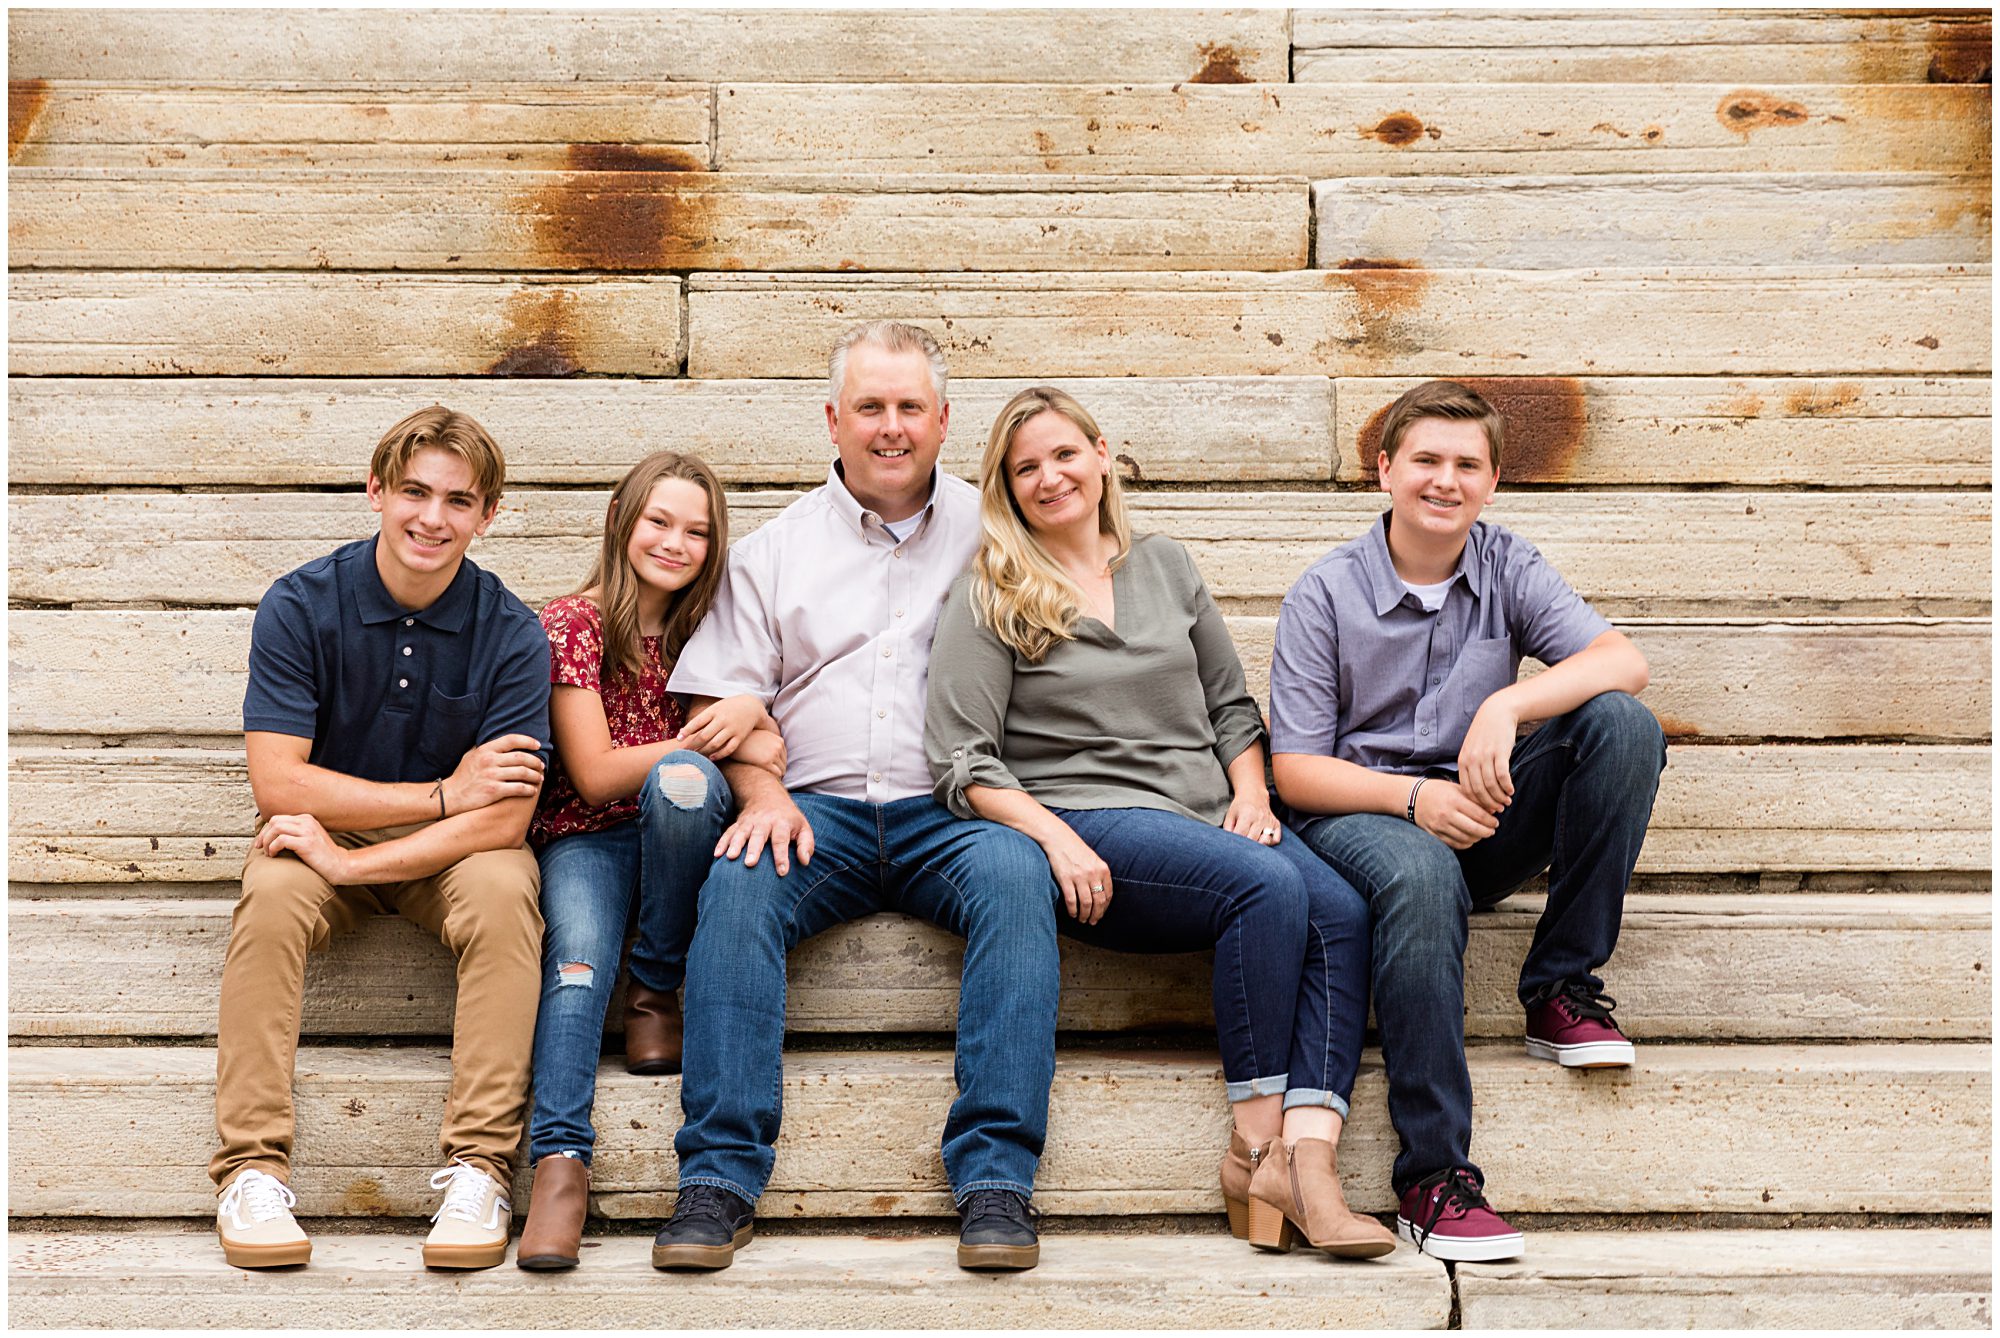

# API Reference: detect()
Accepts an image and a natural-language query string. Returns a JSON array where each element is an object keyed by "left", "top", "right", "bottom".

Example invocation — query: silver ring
[
  {"left": 1263, "top": 827, "right": 1278, "bottom": 839},
  {"left": 1091, "top": 884, "right": 1104, "bottom": 892}
]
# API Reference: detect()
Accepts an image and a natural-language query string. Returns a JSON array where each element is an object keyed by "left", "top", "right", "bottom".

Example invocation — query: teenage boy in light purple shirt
[{"left": 1269, "top": 380, "right": 1666, "bottom": 1264}]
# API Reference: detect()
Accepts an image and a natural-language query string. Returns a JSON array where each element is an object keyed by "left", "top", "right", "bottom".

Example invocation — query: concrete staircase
[{"left": 7, "top": 5, "right": 1991, "bottom": 1328}]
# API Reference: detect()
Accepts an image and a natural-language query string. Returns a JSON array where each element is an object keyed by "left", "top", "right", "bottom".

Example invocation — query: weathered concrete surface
[
  {"left": 18, "top": 612, "right": 1987, "bottom": 743},
  {"left": 10, "top": 491, "right": 1989, "bottom": 615},
  {"left": 6, "top": 10, "right": 1292, "bottom": 84},
  {"left": 1456, "top": 1228, "right": 1993, "bottom": 1329},
  {"left": 684, "top": 268, "right": 1993, "bottom": 377},
  {"left": 5, "top": 275, "right": 683, "bottom": 376},
  {"left": 9, "top": 1044, "right": 1990, "bottom": 1218},
  {"left": 9, "top": 894, "right": 1988, "bottom": 1042},
  {"left": 8, "top": 174, "right": 1307, "bottom": 272},
  {"left": 1313, "top": 173, "right": 1990, "bottom": 269},
  {"left": 6, "top": 1231, "right": 1450, "bottom": 1330},
  {"left": 1293, "top": 10, "right": 1993, "bottom": 84},
  {"left": 5, "top": 378, "right": 1334, "bottom": 485}
]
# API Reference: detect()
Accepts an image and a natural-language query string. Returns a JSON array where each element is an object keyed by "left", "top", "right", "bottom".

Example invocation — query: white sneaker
[
  {"left": 423, "top": 1158, "right": 512, "bottom": 1269},
  {"left": 216, "top": 1169, "right": 311, "bottom": 1268}
]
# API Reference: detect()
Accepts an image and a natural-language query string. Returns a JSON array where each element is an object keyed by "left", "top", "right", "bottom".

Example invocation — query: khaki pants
[{"left": 209, "top": 822, "right": 543, "bottom": 1192}]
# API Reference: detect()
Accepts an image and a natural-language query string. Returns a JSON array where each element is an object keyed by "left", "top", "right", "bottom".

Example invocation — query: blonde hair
[
  {"left": 575, "top": 451, "right": 729, "bottom": 679},
  {"left": 369, "top": 405, "right": 506, "bottom": 506},
  {"left": 970, "top": 386, "right": 1131, "bottom": 664}
]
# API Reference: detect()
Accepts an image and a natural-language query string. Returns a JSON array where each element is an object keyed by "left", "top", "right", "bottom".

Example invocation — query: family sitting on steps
[{"left": 211, "top": 320, "right": 1666, "bottom": 1276}]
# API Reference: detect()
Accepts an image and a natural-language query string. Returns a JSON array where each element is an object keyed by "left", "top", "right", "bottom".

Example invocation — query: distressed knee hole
[
  {"left": 656, "top": 764, "right": 708, "bottom": 810},
  {"left": 556, "top": 962, "right": 594, "bottom": 987}
]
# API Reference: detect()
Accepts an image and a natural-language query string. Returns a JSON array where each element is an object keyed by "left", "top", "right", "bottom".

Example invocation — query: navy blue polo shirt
[{"left": 243, "top": 537, "right": 551, "bottom": 784}]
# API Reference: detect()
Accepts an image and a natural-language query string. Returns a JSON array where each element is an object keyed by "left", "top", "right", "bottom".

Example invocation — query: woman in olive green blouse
[{"left": 925, "top": 386, "right": 1392, "bottom": 1258}]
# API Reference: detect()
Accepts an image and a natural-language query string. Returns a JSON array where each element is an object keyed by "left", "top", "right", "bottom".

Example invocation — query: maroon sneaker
[
  {"left": 1396, "top": 1169, "right": 1524, "bottom": 1262},
  {"left": 1525, "top": 981, "right": 1635, "bottom": 1068}
]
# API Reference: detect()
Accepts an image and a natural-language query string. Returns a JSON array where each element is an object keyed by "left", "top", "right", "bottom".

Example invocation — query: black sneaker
[
  {"left": 651, "top": 1184, "right": 754, "bottom": 1271},
  {"left": 956, "top": 1188, "right": 1040, "bottom": 1270}
]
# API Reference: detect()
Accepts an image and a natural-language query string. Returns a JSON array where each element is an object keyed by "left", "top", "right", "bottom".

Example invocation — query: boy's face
[
  {"left": 1378, "top": 418, "right": 1498, "bottom": 546},
  {"left": 367, "top": 445, "right": 497, "bottom": 585}
]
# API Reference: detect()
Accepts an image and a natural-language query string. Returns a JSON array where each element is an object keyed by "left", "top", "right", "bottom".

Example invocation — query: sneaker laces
[
  {"left": 1550, "top": 980, "right": 1618, "bottom": 1023},
  {"left": 960, "top": 1188, "right": 1038, "bottom": 1229},
  {"left": 669, "top": 1184, "right": 742, "bottom": 1230},
  {"left": 1406, "top": 1167, "right": 1489, "bottom": 1253},
  {"left": 220, "top": 1171, "right": 296, "bottom": 1224},
  {"left": 429, "top": 1158, "right": 499, "bottom": 1224}
]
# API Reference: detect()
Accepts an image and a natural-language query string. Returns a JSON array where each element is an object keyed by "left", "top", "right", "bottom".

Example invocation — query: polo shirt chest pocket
[{"left": 420, "top": 686, "right": 486, "bottom": 776}]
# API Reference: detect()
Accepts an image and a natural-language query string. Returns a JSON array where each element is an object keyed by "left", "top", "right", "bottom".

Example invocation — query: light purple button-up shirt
[
  {"left": 1268, "top": 513, "right": 1610, "bottom": 776},
  {"left": 667, "top": 463, "right": 978, "bottom": 803}
]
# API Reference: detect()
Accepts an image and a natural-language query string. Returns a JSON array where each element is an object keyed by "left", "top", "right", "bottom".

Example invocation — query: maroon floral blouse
[{"left": 530, "top": 595, "right": 687, "bottom": 847}]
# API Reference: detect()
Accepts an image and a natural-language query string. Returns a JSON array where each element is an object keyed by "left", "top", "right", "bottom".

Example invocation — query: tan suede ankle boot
[
  {"left": 1246, "top": 1138, "right": 1397, "bottom": 1259},
  {"left": 1219, "top": 1129, "right": 1272, "bottom": 1241}
]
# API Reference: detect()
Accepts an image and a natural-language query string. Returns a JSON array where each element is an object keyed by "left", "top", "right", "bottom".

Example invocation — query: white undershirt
[
  {"left": 1402, "top": 576, "right": 1454, "bottom": 613},
  {"left": 881, "top": 514, "right": 922, "bottom": 543}
]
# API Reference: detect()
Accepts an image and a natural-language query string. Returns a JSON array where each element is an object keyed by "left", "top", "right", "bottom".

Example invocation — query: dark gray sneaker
[
  {"left": 651, "top": 1185, "right": 754, "bottom": 1271},
  {"left": 956, "top": 1188, "right": 1040, "bottom": 1270}
]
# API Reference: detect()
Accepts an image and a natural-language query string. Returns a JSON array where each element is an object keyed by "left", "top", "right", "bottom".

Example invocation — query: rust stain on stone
[
  {"left": 1653, "top": 714, "right": 1703, "bottom": 739},
  {"left": 1355, "top": 378, "right": 1586, "bottom": 484},
  {"left": 1722, "top": 391, "right": 1765, "bottom": 418},
  {"left": 9, "top": 79, "right": 50, "bottom": 162},
  {"left": 1334, "top": 257, "right": 1420, "bottom": 271},
  {"left": 1332, "top": 264, "right": 1437, "bottom": 366},
  {"left": 1717, "top": 91, "right": 1810, "bottom": 136},
  {"left": 487, "top": 288, "right": 584, "bottom": 376},
  {"left": 1188, "top": 42, "right": 1252, "bottom": 84},
  {"left": 1364, "top": 112, "right": 1426, "bottom": 147},
  {"left": 338, "top": 1178, "right": 394, "bottom": 1216},
  {"left": 517, "top": 144, "right": 716, "bottom": 272},
  {"left": 1116, "top": 452, "right": 1144, "bottom": 481},
  {"left": 1915, "top": 334, "right": 1941, "bottom": 349},
  {"left": 1927, "top": 19, "right": 1992, "bottom": 83},
  {"left": 1641, "top": 125, "right": 1664, "bottom": 143},
  {"left": 566, "top": 143, "right": 703, "bottom": 172},
  {"left": 1783, "top": 382, "right": 1862, "bottom": 416}
]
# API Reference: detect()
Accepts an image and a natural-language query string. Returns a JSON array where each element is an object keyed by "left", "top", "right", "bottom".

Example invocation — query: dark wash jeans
[
  {"left": 1053, "top": 806, "right": 1370, "bottom": 1114},
  {"left": 1290, "top": 691, "right": 1666, "bottom": 1195},
  {"left": 675, "top": 793, "right": 1060, "bottom": 1205}
]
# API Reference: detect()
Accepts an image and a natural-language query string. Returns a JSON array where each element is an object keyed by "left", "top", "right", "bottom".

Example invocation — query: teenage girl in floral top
[{"left": 517, "top": 452, "right": 784, "bottom": 1271}]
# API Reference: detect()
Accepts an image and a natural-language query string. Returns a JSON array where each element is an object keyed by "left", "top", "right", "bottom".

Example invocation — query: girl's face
[{"left": 625, "top": 476, "right": 713, "bottom": 597}]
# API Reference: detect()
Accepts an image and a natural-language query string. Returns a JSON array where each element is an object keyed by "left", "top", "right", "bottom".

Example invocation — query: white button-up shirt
[{"left": 667, "top": 463, "right": 979, "bottom": 803}]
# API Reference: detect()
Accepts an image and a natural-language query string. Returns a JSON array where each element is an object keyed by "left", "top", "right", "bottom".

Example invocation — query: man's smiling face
[{"left": 825, "top": 342, "right": 948, "bottom": 522}]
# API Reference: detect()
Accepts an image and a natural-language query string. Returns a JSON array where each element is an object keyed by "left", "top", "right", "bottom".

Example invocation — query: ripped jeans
[{"left": 527, "top": 750, "right": 731, "bottom": 1164}]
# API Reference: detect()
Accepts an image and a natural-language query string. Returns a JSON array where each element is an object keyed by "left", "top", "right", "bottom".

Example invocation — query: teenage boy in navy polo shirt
[
  {"left": 1269, "top": 380, "right": 1666, "bottom": 1263},
  {"left": 211, "top": 406, "right": 551, "bottom": 1272}
]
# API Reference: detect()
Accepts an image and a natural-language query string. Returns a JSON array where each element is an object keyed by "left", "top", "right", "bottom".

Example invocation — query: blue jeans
[
  {"left": 675, "top": 793, "right": 1060, "bottom": 1205},
  {"left": 1290, "top": 692, "right": 1666, "bottom": 1194},
  {"left": 527, "top": 750, "right": 731, "bottom": 1164},
  {"left": 1053, "top": 807, "right": 1370, "bottom": 1115}
]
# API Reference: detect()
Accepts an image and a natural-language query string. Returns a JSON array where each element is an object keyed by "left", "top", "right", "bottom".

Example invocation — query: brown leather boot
[
  {"left": 1219, "top": 1129, "right": 1270, "bottom": 1241},
  {"left": 516, "top": 1154, "right": 589, "bottom": 1271},
  {"left": 623, "top": 983, "right": 682, "bottom": 1076},
  {"left": 1246, "top": 1138, "right": 1397, "bottom": 1259}
]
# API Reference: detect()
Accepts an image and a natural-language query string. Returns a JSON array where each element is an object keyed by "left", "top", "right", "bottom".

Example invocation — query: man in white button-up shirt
[{"left": 655, "top": 322, "right": 1061, "bottom": 1273}]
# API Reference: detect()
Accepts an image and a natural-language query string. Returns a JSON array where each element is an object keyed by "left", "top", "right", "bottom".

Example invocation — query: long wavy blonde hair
[{"left": 971, "top": 386, "right": 1132, "bottom": 663}]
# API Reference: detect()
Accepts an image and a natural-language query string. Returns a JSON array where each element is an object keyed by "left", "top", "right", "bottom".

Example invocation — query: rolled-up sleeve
[
  {"left": 923, "top": 579, "right": 1027, "bottom": 820},
  {"left": 1179, "top": 544, "right": 1266, "bottom": 770},
  {"left": 665, "top": 542, "right": 783, "bottom": 704},
  {"left": 1267, "top": 572, "right": 1341, "bottom": 757}
]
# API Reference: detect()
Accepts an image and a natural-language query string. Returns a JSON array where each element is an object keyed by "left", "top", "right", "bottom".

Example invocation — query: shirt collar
[
  {"left": 348, "top": 535, "right": 475, "bottom": 632},
  {"left": 1364, "top": 512, "right": 1486, "bottom": 616},
  {"left": 825, "top": 459, "right": 942, "bottom": 541}
]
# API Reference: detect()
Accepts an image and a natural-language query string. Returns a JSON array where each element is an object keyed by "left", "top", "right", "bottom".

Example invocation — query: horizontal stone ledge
[
  {"left": 8, "top": 745, "right": 1989, "bottom": 880},
  {"left": 3, "top": 377, "right": 1332, "bottom": 483},
  {"left": 6, "top": 176, "right": 1308, "bottom": 273},
  {"left": 5, "top": 10, "right": 1291, "bottom": 84},
  {"left": 1292, "top": 10, "right": 1991, "bottom": 85},
  {"left": 8, "top": 894, "right": 1987, "bottom": 1043},
  {"left": 713, "top": 83, "right": 1991, "bottom": 177},
  {"left": 5, "top": 1230, "right": 1450, "bottom": 1330},
  {"left": 10, "top": 491, "right": 1988, "bottom": 613},
  {"left": 11, "top": 610, "right": 1990, "bottom": 743},
  {"left": 1313, "top": 173, "right": 1990, "bottom": 270},
  {"left": 1455, "top": 1227, "right": 1994, "bottom": 1330},
  {"left": 683, "top": 267, "right": 1992, "bottom": 377},
  {"left": 9, "top": 1043, "right": 1990, "bottom": 1217}
]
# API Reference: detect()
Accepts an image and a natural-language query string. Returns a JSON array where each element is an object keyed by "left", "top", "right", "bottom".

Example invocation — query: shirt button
[
  {"left": 894, "top": 609, "right": 905, "bottom": 618},
  {"left": 952, "top": 749, "right": 964, "bottom": 758},
  {"left": 893, "top": 551, "right": 903, "bottom": 560},
  {"left": 870, "top": 772, "right": 882, "bottom": 783},
  {"left": 402, "top": 646, "right": 413, "bottom": 657},
  {"left": 1421, "top": 725, "right": 1431, "bottom": 735},
  {"left": 398, "top": 678, "right": 409, "bottom": 689},
  {"left": 877, "top": 710, "right": 888, "bottom": 719},
  {"left": 882, "top": 647, "right": 893, "bottom": 658},
  {"left": 403, "top": 618, "right": 414, "bottom": 627}
]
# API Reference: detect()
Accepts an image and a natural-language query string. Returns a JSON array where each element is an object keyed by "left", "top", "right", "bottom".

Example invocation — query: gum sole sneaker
[
  {"left": 1396, "top": 1169, "right": 1524, "bottom": 1263},
  {"left": 957, "top": 1189, "right": 1040, "bottom": 1271},
  {"left": 1525, "top": 982, "right": 1636, "bottom": 1068},
  {"left": 216, "top": 1169, "right": 312, "bottom": 1269},
  {"left": 652, "top": 1184, "right": 756, "bottom": 1271},
  {"left": 423, "top": 1159, "right": 511, "bottom": 1271},
  {"left": 651, "top": 1222, "right": 753, "bottom": 1271}
]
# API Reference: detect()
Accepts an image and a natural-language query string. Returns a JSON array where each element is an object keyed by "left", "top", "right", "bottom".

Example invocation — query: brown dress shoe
[
  {"left": 623, "top": 983, "right": 682, "bottom": 1076},
  {"left": 517, "top": 1154, "right": 589, "bottom": 1271},
  {"left": 1246, "top": 1138, "right": 1398, "bottom": 1259},
  {"left": 1219, "top": 1129, "right": 1271, "bottom": 1241}
]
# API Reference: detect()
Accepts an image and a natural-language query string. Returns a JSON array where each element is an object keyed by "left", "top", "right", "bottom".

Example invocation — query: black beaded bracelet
[{"left": 1405, "top": 777, "right": 1429, "bottom": 823}]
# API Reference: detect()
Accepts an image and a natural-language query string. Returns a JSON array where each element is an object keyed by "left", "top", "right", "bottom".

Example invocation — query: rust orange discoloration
[
  {"left": 1365, "top": 112, "right": 1426, "bottom": 147},
  {"left": 1188, "top": 42, "right": 1252, "bottom": 84},
  {"left": 1333, "top": 264, "right": 1436, "bottom": 364},
  {"left": 338, "top": 1178, "right": 394, "bottom": 1216},
  {"left": 1927, "top": 18, "right": 1992, "bottom": 83},
  {"left": 9, "top": 79, "right": 50, "bottom": 162},
  {"left": 1641, "top": 125, "right": 1664, "bottom": 143},
  {"left": 566, "top": 143, "right": 704, "bottom": 172},
  {"left": 1334, "top": 257, "right": 1420, "bottom": 271},
  {"left": 487, "top": 288, "right": 583, "bottom": 376},
  {"left": 517, "top": 145, "right": 719, "bottom": 271},
  {"left": 1722, "top": 391, "right": 1766, "bottom": 418},
  {"left": 1784, "top": 382, "right": 1863, "bottom": 416},
  {"left": 1717, "top": 91, "right": 1810, "bottom": 136},
  {"left": 1653, "top": 714, "right": 1703, "bottom": 739},
  {"left": 1356, "top": 378, "right": 1587, "bottom": 485}
]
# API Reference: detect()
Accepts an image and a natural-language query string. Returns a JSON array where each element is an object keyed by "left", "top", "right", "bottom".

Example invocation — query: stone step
[
  {"left": 10, "top": 894, "right": 1987, "bottom": 1043},
  {"left": 5, "top": 1229, "right": 1450, "bottom": 1329},
  {"left": 10, "top": 1043, "right": 1989, "bottom": 1219},
  {"left": 1456, "top": 1228, "right": 1992, "bottom": 1330}
]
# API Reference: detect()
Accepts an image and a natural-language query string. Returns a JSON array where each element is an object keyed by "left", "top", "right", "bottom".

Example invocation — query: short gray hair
[{"left": 827, "top": 320, "right": 949, "bottom": 408}]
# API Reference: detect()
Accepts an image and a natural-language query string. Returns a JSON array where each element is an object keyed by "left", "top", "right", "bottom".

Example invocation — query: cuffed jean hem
[
  {"left": 679, "top": 1173, "right": 760, "bottom": 1205},
  {"left": 952, "top": 1178, "right": 1036, "bottom": 1205},
  {"left": 1225, "top": 1073, "right": 1290, "bottom": 1102},
  {"left": 1281, "top": 1087, "right": 1351, "bottom": 1117},
  {"left": 527, "top": 1144, "right": 593, "bottom": 1168}
]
